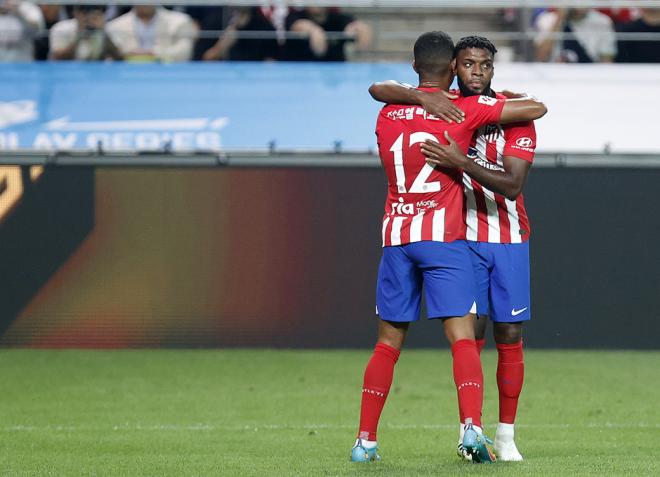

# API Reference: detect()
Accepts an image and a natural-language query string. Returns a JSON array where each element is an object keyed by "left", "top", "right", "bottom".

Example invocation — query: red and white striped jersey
[
  {"left": 463, "top": 94, "right": 536, "bottom": 244},
  {"left": 376, "top": 90, "right": 505, "bottom": 247}
]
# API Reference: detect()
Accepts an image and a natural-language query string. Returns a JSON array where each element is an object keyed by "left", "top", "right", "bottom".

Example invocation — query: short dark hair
[
  {"left": 454, "top": 35, "right": 497, "bottom": 58},
  {"left": 413, "top": 31, "right": 455, "bottom": 76}
]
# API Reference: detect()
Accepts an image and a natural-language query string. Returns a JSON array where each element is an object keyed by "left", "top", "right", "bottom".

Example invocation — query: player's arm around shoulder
[
  {"left": 367, "top": 81, "right": 465, "bottom": 123},
  {"left": 498, "top": 91, "right": 547, "bottom": 124}
]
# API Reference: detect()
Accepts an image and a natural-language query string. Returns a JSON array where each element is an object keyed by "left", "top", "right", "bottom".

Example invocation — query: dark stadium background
[{"left": 1, "top": 166, "right": 657, "bottom": 349}]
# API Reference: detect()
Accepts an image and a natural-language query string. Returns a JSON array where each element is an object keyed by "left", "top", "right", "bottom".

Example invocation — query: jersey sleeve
[
  {"left": 460, "top": 95, "right": 505, "bottom": 130},
  {"left": 503, "top": 122, "right": 537, "bottom": 163}
]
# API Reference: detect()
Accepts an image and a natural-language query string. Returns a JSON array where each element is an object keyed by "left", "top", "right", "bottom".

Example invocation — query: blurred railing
[
  {"left": 26, "top": 1, "right": 660, "bottom": 6},
  {"left": 68, "top": 29, "right": 659, "bottom": 42}
]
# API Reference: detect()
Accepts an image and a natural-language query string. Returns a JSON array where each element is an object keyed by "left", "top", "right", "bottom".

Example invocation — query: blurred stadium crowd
[
  {"left": 0, "top": 2, "right": 659, "bottom": 63},
  {"left": 0, "top": 3, "right": 373, "bottom": 62}
]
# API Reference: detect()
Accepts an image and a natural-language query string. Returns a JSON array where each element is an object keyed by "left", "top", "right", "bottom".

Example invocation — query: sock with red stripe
[
  {"left": 452, "top": 339, "right": 484, "bottom": 428},
  {"left": 357, "top": 342, "right": 400, "bottom": 441},
  {"left": 496, "top": 340, "right": 525, "bottom": 424}
]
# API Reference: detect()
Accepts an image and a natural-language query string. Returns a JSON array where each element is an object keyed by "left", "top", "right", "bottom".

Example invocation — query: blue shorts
[
  {"left": 376, "top": 241, "right": 477, "bottom": 322},
  {"left": 468, "top": 241, "right": 531, "bottom": 323}
]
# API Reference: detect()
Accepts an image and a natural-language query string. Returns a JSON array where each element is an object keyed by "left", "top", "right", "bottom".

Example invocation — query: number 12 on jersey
[{"left": 389, "top": 132, "right": 441, "bottom": 194}]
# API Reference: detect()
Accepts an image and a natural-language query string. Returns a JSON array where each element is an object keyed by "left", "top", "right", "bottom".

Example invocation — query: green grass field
[{"left": 1, "top": 349, "right": 659, "bottom": 476}]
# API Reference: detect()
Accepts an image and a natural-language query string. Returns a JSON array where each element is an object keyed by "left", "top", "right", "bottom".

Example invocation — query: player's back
[{"left": 376, "top": 92, "right": 505, "bottom": 247}]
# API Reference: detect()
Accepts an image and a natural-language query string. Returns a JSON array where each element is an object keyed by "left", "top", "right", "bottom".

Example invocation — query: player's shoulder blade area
[{"left": 381, "top": 104, "right": 431, "bottom": 121}]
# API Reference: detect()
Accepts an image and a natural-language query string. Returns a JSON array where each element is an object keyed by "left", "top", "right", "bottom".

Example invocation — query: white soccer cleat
[
  {"left": 493, "top": 438, "right": 523, "bottom": 461},
  {"left": 494, "top": 423, "right": 523, "bottom": 461}
]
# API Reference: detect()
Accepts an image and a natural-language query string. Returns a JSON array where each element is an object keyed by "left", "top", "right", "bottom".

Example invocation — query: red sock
[
  {"left": 456, "top": 339, "right": 485, "bottom": 423},
  {"left": 475, "top": 338, "right": 486, "bottom": 355},
  {"left": 357, "top": 342, "right": 400, "bottom": 441},
  {"left": 452, "top": 339, "right": 483, "bottom": 427},
  {"left": 496, "top": 340, "right": 524, "bottom": 424}
]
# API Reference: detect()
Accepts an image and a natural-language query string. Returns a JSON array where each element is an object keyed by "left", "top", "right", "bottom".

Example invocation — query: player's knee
[
  {"left": 377, "top": 320, "right": 408, "bottom": 349},
  {"left": 443, "top": 314, "right": 477, "bottom": 344},
  {"left": 474, "top": 315, "right": 488, "bottom": 340},
  {"left": 494, "top": 322, "right": 522, "bottom": 344},
  {"left": 376, "top": 337, "right": 404, "bottom": 350}
]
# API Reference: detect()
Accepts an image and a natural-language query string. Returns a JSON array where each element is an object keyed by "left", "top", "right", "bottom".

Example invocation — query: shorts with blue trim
[
  {"left": 376, "top": 240, "right": 477, "bottom": 322},
  {"left": 468, "top": 241, "right": 531, "bottom": 323}
]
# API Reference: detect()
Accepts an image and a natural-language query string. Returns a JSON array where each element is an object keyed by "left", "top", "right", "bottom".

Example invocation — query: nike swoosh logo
[{"left": 511, "top": 307, "right": 528, "bottom": 316}]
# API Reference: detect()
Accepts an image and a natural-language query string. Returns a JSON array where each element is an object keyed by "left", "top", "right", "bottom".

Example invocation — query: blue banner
[{"left": 0, "top": 62, "right": 418, "bottom": 153}]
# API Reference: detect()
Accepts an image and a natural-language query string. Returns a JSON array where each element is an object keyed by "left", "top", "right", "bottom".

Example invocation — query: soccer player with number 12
[
  {"left": 371, "top": 35, "right": 540, "bottom": 462},
  {"left": 350, "top": 31, "right": 546, "bottom": 464}
]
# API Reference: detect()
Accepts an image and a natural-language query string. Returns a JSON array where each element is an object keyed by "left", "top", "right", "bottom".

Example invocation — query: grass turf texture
[{"left": 1, "top": 350, "right": 659, "bottom": 476}]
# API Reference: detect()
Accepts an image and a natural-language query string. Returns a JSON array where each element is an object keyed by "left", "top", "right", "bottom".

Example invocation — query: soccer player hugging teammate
[
  {"left": 367, "top": 35, "right": 544, "bottom": 463},
  {"left": 352, "top": 32, "right": 546, "bottom": 464}
]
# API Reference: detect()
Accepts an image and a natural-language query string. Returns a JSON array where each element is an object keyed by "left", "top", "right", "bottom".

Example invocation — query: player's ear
[
  {"left": 450, "top": 58, "right": 456, "bottom": 74},
  {"left": 412, "top": 59, "right": 418, "bottom": 74}
]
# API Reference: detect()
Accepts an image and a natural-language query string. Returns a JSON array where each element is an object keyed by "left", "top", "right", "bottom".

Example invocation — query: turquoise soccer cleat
[
  {"left": 350, "top": 439, "right": 381, "bottom": 462},
  {"left": 456, "top": 441, "right": 473, "bottom": 461},
  {"left": 462, "top": 422, "right": 497, "bottom": 464}
]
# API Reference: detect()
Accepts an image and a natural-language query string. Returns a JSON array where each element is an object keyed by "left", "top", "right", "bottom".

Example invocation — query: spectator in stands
[
  {"left": 202, "top": 7, "right": 278, "bottom": 61},
  {"left": 535, "top": 8, "right": 616, "bottom": 63},
  {"left": 260, "top": 3, "right": 288, "bottom": 46},
  {"left": 598, "top": 7, "right": 640, "bottom": 27},
  {"left": 0, "top": 0, "right": 43, "bottom": 61},
  {"left": 616, "top": 8, "right": 660, "bottom": 63},
  {"left": 49, "top": 5, "right": 122, "bottom": 61},
  {"left": 186, "top": 5, "right": 225, "bottom": 61},
  {"left": 34, "top": 4, "right": 67, "bottom": 60},
  {"left": 106, "top": 5, "right": 195, "bottom": 62},
  {"left": 282, "top": 7, "right": 371, "bottom": 61}
]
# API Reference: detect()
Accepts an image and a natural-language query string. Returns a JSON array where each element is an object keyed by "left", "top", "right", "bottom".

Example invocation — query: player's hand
[
  {"left": 421, "top": 131, "right": 467, "bottom": 169},
  {"left": 420, "top": 90, "right": 465, "bottom": 124}
]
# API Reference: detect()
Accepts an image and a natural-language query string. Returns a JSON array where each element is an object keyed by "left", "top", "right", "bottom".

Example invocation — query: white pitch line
[{"left": 3, "top": 423, "right": 660, "bottom": 432}]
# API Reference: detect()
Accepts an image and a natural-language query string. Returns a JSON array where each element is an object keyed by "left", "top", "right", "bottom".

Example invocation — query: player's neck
[{"left": 417, "top": 80, "right": 450, "bottom": 90}]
